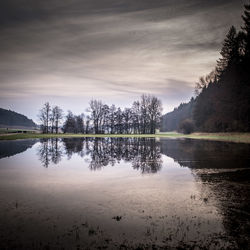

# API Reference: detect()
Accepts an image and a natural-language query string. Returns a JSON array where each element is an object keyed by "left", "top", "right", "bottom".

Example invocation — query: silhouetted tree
[
  {"left": 162, "top": 4, "right": 250, "bottom": 133},
  {"left": 148, "top": 95, "right": 163, "bottom": 134},
  {"left": 131, "top": 101, "right": 141, "bottom": 133},
  {"left": 191, "top": 4, "right": 250, "bottom": 132},
  {"left": 38, "top": 102, "right": 51, "bottom": 133},
  {"left": 38, "top": 95, "right": 163, "bottom": 135},
  {"left": 85, "top": 115, "right": 90, "bottom": 134},
  {"left": 53, "top": 106, "right": 63, "bottom": 134},
  {"left": 75, "top": 114, "right": 84, "bottom": 133},
  {"left": 88, "top": 100, "right": 103, "bottom": 134},
  {"left": 50, "top": 106, "right": 56, "bottom": 133},
  {"left": 242, "top": 3, "right": 250, "bottom": 59},
  {"left": 217, "top": 26, "right": 239, "bottom": 74},
  {"left": 109, "top": 104, "right": 116, "bottom": 134},
  {"left": 63, "top": 111, "right": 76, "bottom": 133}
]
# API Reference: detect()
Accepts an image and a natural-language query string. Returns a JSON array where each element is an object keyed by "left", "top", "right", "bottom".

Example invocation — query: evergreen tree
[
  {"left": 242, "top": 4, "right": 250, "bottom": 59},
  {"left": 216, "top": 26, "right": 239, "bottom": 74}
]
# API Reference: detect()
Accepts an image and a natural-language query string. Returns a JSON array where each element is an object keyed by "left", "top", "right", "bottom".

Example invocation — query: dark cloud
[
  {"left": 0, "top": 0, "right": 247, "bottom": 120},
  {"left": 0, "top": 0, "right": 243, "bottom": 26}
]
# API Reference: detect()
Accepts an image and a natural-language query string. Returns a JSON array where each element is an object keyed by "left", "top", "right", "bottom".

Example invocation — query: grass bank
[{"left": 0, "top": 132, "right": 250, "bottom": 143}]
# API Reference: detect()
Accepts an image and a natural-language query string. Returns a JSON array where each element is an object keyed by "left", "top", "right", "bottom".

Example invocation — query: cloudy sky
[{"left": 0, "top": 0, "right": 247, "bottom": 121}]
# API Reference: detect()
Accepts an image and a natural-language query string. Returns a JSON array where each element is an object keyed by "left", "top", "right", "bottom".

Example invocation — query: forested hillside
[
  {"left": 193, "top": 4, "right": 250, "bottom": 132},
  {"left": 161, "top": 98, "right": 195, "bottom": 131},
  {"left": 0, "top": 108, "right": 36, "bottom": 128},
  {"left": 162, "top": 4, "right": 250, "bottom": 133}
]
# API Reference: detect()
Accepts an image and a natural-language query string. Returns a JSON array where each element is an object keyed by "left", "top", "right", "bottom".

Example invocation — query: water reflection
[
  {"left": 160, "top": 138, "right": 250, "bottom": 169},
  {"left": 36, "top": 137, "right": 250, "bottom": 171},
  {"left": 159, "top": 139, "right": 250, "bottom": 249},
  {"left": 0, "top": 139, "right": 36, "bottom": 159},
  {"left": 37, "top": 138, "right": 63, "bottom": 167},
  {"left": 37, "top": 137, "right": 162, "bottom": 173},
  {"left": 0, "top": 138, "right": 249, "bottom": 249}
]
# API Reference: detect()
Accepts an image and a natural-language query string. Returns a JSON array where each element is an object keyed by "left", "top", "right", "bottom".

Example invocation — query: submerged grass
[
  {"left": 184, "top": 132, "right": 250, "bottom": 144},
  {"left": 0, "top": 132, "right": 250, "bottom": 143}
]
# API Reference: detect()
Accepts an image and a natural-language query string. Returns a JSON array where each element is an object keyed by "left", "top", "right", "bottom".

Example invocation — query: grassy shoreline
[{"left": 0, "top": 132, "right": 250, "bottom": 143}]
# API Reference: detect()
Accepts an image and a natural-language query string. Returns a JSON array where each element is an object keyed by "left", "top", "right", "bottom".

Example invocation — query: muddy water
[{"left": 0, "top": 138, "right": 249, "bottom": 249}]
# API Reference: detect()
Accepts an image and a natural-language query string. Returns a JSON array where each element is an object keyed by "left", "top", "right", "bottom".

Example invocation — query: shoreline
[{"left": 0, "top": 132, "right": 250, "bottom": 144}]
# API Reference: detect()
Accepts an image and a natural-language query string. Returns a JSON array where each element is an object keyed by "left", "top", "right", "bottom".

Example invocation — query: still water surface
[{"left": 0, "top": 138, "right": 249, "bottom": 249}]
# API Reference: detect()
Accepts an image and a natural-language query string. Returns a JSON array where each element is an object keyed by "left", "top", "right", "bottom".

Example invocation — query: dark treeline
[
  {"left": 162, "top": 4, "right": 250, "bottom": 133},
  {"left": 38, "top": 94, "right": 162, "bottom": 134},
  {"left": 0, "top": 108, "right": 36, "bottom": 128},
  {"left": 194, "top": 3, "right": 250, "bottom": 132},
  {"left": 161, "top": 98, "right": 195, "bottom": 132},
  {"left": 37, "top": 137, "right": 162, "bottom": 173}
]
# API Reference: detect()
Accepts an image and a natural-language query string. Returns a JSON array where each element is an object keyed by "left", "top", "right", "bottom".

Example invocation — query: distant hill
[
  {"left": 161, "top": 98, "right": 195, "bottom": 132},
  {"left": 0, "top": 108, "right": 36, "bottom": 128}
]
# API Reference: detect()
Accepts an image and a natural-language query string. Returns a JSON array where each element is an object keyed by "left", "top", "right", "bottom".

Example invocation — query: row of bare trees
[
  {"left": 38, "top": 94, "right": 162, "bottom": 134},
  {"left": 77, "top": 94, "right": 162, "bottom": 134},
  {"left": 38, "top": 102, "right": 63, "bottom": 133}
]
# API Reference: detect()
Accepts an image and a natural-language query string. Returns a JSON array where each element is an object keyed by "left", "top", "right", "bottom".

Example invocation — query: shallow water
[{"left": 0, "top": 138, "right": 249, "bottom": 249}]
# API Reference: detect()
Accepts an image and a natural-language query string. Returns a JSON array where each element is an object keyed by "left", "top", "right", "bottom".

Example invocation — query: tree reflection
[
  {"left": 36, "top": 137, "right": 250, "bottom": 247},
  {"left": 86, "top": 138, "right": 162, "bottom": 173},
  {"left": 63, "top": 138, "right": 84, "bottom": 159},
  {"left": 37, "top": 137, "right": 162, "bottom": 173},
  {"left": 160, "top": 138, "right": 250, "bottom": 169},
  {"left": 132, "top": 138, "right": 162, "bottom": 173},
  {"left": 160, "top": 138, "right": 250, "bottom": 249},
  {"left": 37, "top": 138, "right": 63, "bottom": 167}
]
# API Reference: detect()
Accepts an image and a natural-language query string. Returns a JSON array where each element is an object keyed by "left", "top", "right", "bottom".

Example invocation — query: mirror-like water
[{"left": 0, "top": 138, "right": 249, "bottom": 249}]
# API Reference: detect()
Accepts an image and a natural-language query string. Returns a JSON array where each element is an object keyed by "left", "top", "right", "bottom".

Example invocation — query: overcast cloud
[{"left": 0, "top": 0, "right": 247, "bottom": 121}]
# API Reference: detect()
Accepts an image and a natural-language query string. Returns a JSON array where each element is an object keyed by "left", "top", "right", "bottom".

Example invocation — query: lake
[{"left": 0, "top": 137, "right": 249, "bottom": 249}]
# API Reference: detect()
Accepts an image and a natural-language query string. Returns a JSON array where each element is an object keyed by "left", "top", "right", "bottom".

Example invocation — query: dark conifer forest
[
  {"left": 162, "top": 4, "right": 250, "bottom": 133},
  {"left": 161, "top": 98, "right": 195, "bottom": 132}
]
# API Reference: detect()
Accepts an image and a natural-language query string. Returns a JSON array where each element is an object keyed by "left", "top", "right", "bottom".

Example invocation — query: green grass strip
[{"left": 0, "top": 132, "right": 250, "bottom": 143}]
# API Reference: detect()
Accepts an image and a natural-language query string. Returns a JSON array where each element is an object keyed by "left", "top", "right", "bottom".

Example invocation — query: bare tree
[
  {"left": 131, "top": 101, "right": 140, "bottom": 134},
  {"left": 85, "top": 115, "right": 90, "bottom": 134},
  {"left": 123, "top": 108, "right": 132, "bottom": 134},
  {"left": 109, "top": 104, "right": 116, "bottom": 134},
  {"left": 50, "top": 107, "right": 56, "bottom": 133},
  {"left": 75, "top": 114, "right": 84, "bottom": 133},
  {"left": 45, "top": 94, "right": 163, "bottom": 135},
  {"left": 54, "top": 106, "right": 63, "bottom": 134},
  {"left": 140, "top": 94, "right": 151, "bottom": 134},
  {"left": 148, "top": 96, "right": 163, "bottom": 134},
  {"left": 88, "top": 100, "right": 103, "bottom": 134},
  {"left": 115, "top": 107, "right": 123, "bottom": 134},
  {"left": 38, "top": 102, "right": 51, "bottom": 133}
]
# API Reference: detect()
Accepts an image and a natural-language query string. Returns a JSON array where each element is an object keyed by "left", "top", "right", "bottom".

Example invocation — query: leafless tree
[
  {"left": 88, "top": 100, "right": 103, "bottom": 134},
  {"left": 53, "top": 106, "right": 63, "bottom": 133},
  {"left": 38, "top": 102, "right": 51, "bottom": 133}
]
